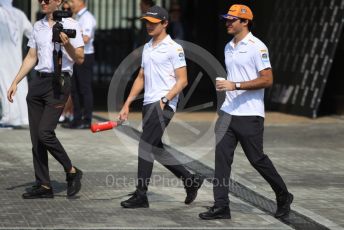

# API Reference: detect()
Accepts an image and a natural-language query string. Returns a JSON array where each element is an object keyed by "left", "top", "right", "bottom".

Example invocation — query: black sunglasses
[{"left": 38, "top": 0, "right": 50, "bottom": 4}]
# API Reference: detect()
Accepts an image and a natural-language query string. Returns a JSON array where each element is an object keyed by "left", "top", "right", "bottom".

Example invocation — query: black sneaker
[
  {"left": 62, "top": 121, "right": 90, "bottom": 129},
  {"left": 275, "top": 193, "right": 294, "bottom": 218},
  {"left": 66, "top": 167, "right": 83, "bottom": 197},
  {"left": 120, "top": 189, "right": 149, "bottom": 208},
  {"left": 184, "top": 174, "right": 204, "bottom": 204},
  {"left": 25, "top": 182, "right": 41, "bottom": 192},
  {"left": 199, "top": 206, "right": 231, "bottom": 220},
  {"left": 22, "top": 186, "right": 54, "bottom": 199}
]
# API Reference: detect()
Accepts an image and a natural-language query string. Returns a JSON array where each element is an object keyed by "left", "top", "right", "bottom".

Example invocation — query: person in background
[
  {"left": 61, "top": 0, "right": 72, "bottom": 12},
  {"left": 62, "top": 0, "right": 96, "bottom": 129},
  {"left": 59, "top": 0, "right": 74, "bottom": 123},
  {"left": 167, "top": 2, "right": 184, "bottom": 40},
  {"left": 0, "top": 0, "right": 32, "bottom": 129},
  {"left": 134, "top": 0, "right": 156, "bottom": 48}
]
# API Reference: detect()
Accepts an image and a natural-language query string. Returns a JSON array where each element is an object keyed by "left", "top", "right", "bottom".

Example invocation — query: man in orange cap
[
  {"left": 119, "top": 5, "right": 203, "bottom": 209},
  {"left": 199, "top": 4, "right": 293, "bottom": 220}
]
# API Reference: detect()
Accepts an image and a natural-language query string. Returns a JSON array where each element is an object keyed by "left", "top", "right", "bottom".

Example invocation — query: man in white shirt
[
  {"left": 0, "top": 0, "right": 32, "bottom": 128},
  {"left": 63, "top": 0, "right": 96, "bottom": 129},
  {"left": 7, "top": 0, "right": 84, "bottom": 199},
  {"left": 199, "top": 4, "right": 293, "bottom": 220},
  {"left": 119, "top": 5, "right": 203, "bottom": 208}
]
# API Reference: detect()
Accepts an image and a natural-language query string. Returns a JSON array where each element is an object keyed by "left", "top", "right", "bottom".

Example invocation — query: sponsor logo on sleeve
[
  {"left": 179, "top": 52, "right": 185, "bottom": 62},
  {"left": 261, "top": 51, "right": 270, "bottom": 62}
]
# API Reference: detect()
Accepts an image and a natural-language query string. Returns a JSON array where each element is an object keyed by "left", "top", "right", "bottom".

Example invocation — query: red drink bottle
[{"left": 90, "top": 121, "right": 118, "bottom": 133}]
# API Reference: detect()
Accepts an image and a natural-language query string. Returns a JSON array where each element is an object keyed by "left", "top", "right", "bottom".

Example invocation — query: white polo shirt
[
  {"left": 221, "top": 32, "right": 271, "bottom": 118},
  {"left": 141, "top": 35, "right": 186, "bottom": 111},
  {"left": 28, "top": 16, "right": 84, "bottom": 76},
  {"left": 76, "top": 7, "right": 96, "bottom": 54}
]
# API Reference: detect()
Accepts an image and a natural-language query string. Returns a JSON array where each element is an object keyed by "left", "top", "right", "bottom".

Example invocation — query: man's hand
[
  {"left": 59, "top": 32, "right": 71, "bottom": 47},
  {"left": 216, "top": 80, "right": 236, "bottom": 91},
  {"left": 7, "top": 83, "right": 17, "bottom": 103},
  {"left": 118, "top": 105, "right": 129, "bottom": 121},
  {"left": 60, "top": 32, "right": 84, "bottom": 64},
  {"left": 160, "top": 100, "right": 166, "bottom": 110}
]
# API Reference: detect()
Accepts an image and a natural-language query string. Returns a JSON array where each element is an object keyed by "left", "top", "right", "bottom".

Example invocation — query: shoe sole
[
  {"left": 199, "top": 214, "right": 231, "bottom": 220},
  {"left": 22, "top": 194, "right": 54, "bottom": 199},
  {"left": 120, "top": 200, "right": 149, "bottom": 209},
  {"left": 121, "top": 204, "right": 149, "bottom": 209},
  {"left": 67, "top": 171, "right": 83, "bottom": 197}
]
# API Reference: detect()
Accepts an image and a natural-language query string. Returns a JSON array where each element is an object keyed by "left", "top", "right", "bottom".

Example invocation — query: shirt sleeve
[
  {"left": 253, "top": 43, "right": 272, "bottom": 72},
  {"left": 80, "top": 15, "right": 95, "bottom": 38},
  {"left": 27, "top": 24, "right": 36, "bottom": 48},
  {"left": 141, "top": 45, "right": 147, "bottom": 68},
  {"left": 170, "top": 45, "right": 186, "bottom": 70},
  {"left": 70, "top": 21, "right": 85, "bottom": 48}
]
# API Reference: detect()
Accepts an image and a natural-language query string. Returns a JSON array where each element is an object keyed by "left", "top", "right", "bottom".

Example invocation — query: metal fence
[{"left": 87, "top": 0, "right": 171, "bottom": 82}]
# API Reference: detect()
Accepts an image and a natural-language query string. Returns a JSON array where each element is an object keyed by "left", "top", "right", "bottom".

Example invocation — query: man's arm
[
  {"left": 7, "top": 48, "right": 37, "bottom": 102},
  {"left": 118, "top": 68, "right": 145, "bottom": 121},
  {"left": 161, "top": 66, "right": 188, "bottom": 108},
  {"left": 81, "top": 16, "right": 95, "bottom": 44},
  {"left": 60, "top": 32, "right": 85, "bottom": 65},
  {"left": 216, "top": 68, "right": 273, "bottom": 91}
]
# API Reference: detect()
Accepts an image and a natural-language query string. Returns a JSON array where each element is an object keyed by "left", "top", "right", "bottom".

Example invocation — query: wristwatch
[
  {"left": 235, "top": 82, "right": 241, "bottom": 90},
  {"left": 161, "top": 96, "right": 169, "bottom": 104}
]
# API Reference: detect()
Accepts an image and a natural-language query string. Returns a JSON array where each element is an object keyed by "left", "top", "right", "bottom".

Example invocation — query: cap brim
[
  {"left": 221, "top": 14, "right": 229, "bottom": 19},
  {"left": 141, "top": 16, "right": 162, "bottom": 23},
  {"left": 220, "top": 14, "right": 239, "bottom": 20}
]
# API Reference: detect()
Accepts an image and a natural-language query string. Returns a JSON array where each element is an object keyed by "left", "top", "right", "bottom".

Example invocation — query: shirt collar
[
  {"left": 148, "top": 34, "right": 172, "bottom": 48},
  {"left": 41, "top": 16, "right": 49, "bottom": 26},
  {"left": 77, "top": 7, "right": 87, "bottom": 17},
  {"left": 42, "top": 16, "right": 66, "bottom": 27},
  {"left": 229, "top": 32, "right": 253, "bottom": 48}
]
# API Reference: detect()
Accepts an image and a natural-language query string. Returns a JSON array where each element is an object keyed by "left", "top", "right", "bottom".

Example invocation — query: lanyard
[{"left": 77, "top": 9, "right": 88, "bottom": 19}]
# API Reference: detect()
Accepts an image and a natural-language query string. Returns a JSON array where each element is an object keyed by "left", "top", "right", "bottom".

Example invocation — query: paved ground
[{"left": 0, "top": 112, "right": 343, "bottom": 229}]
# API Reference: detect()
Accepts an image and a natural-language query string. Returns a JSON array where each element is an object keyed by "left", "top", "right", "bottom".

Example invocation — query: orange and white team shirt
[
  {"left": 221, "top": 32, "right": 272, "bottom": 118},
  {"left": 141, "top": 35, "right": 186, "bottom": 111}
]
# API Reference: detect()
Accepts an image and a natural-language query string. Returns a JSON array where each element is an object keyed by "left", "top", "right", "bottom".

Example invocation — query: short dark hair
[{"left": 240, "top": 19, "right": 253, "bottom": 31}]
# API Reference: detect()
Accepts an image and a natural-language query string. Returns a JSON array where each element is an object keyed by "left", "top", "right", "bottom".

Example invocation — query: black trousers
[
  {"left": 26, "top": 73, "right": 73, "bottom": 186},
  {"left": 71, "top": 54, "right": 94, "bottom": 125},
  {"left": 213, "top": 112, "right": 289, "bottom": 207},
  {"left": 137, "top": 102, "right": 192, "bottom": 191}
]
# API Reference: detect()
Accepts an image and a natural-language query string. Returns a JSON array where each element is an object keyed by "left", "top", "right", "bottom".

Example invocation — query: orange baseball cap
[{"left": 221, "top": 4, "right": 253, "bottom": 20}]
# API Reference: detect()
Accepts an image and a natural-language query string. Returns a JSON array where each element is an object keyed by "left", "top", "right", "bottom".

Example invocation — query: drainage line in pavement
[{"left": 93, "top": 115, "right": 329, "bottom": 230}]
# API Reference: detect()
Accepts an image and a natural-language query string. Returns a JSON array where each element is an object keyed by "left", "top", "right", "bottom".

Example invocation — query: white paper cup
[
  {"left": 216, "top": 77, "right": 226, "bottom": 81},
  {"left": 216, "top": 77, "right": 226, "bottom": 91}
]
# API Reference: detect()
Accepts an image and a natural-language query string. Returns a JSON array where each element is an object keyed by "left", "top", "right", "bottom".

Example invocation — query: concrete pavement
[{"left": 0, "top": 112, "right": 343, "bottom": 229}]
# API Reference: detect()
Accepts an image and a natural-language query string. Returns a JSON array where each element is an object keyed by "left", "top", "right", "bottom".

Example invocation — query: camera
[{"left": 52, "top": 10, "right": 76, "bottom": 43}]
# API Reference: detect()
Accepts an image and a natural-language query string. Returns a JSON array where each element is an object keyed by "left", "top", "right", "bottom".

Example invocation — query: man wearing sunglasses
[
  {"left": 199, "top": 4, "right": 293, "bottom": 220},
  {"left": 7, "top": 0, "right": 84, "bottom": 199}
]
